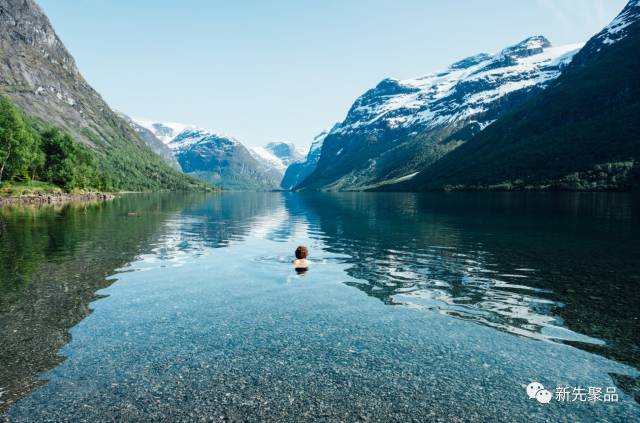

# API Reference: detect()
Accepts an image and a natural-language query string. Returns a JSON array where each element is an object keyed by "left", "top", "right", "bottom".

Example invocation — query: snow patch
[
  {"left": 597, "top": 0, "right": 639, "bottom": 45},
  {"left": 249, "top": 146, "right": 286, "bottom": 172},
  {"left": 168, "top": 129, "right": 240, "bottom": 153},
  {"left": 392, "top": 172, "right": 419, "bottom": 182},
  {"left": 133, "top": 119, "right": 197, "bottom": 144}
]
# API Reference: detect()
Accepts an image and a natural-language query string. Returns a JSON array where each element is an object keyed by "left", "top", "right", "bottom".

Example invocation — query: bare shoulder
[{"left": 293, "top": 258, "right": 310, "bottom": 268}]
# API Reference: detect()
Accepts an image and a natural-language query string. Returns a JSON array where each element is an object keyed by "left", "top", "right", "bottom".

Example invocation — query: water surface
[{"left": 1, "top": 192, "right": 639, "bottom": 421}]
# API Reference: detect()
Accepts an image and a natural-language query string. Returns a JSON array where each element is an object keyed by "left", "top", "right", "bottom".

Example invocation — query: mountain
[
  {"left": 117, "top": 113, "right": 181, "bottom": 171},
  {"left": 133, "top": 120, "right": 194, "bottom": 145},
  {"left": 167, "top": 129, "right": 281, "bottom": 191},
  {"left": 296, "top": 36, "right": 582, "bottom": 191},
  {"left": 391, "top": 0, "right": 640, "bottom": 191},
  {"left": 0, "top": 0, "right": 202, "bottom": 190},
  {"left": 281, "top": 128, "right": 334, "bottom": 190},
  {"left": 133, "top": 119, "right": 304, "bottom": 190},
  {"left": 250, "top": 142, "right": 305, "bottom": 179}
]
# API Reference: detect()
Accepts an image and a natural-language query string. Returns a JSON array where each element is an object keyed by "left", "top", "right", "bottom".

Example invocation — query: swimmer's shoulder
[{"left": 293, "top": 258, "right": 310, "bottom": 267}]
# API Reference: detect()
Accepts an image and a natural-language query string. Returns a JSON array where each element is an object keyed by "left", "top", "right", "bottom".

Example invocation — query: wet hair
[{"left": 295, "top": 246, "right": 308, "bottom": 259}]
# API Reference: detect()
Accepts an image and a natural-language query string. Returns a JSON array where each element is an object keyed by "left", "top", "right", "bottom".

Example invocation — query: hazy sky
[{"left": 38, "top": 0, "right": 627, "bottom": 148}]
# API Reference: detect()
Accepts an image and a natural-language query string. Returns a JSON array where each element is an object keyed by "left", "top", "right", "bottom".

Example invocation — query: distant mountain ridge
[
  {"left": 249, "top": 142, "right": 305, "bottom": 175},
  {"left": 295, "top": 36, "right": 582, "bottom": 190},
  {"left": 132, "top": 119, "right": 296, "bottom": 190},
  {"left": 281, "top": 127, "right": 335, "bottom": 190},
  {"left": 134, "top": 120, "right": 195, "bottom": 145},
  {"left": 168, "top": 128, "right": 282, "bottom": 191}
]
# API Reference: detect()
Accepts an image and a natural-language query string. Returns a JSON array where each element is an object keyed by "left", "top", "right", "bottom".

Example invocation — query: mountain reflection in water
[{"left": 293, "top": 193, "right": 639, "bottom": 368}]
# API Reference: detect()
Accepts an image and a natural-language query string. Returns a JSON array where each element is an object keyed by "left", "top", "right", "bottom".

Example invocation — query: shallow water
[{"left": 1, "top": 192, "right": 639, "bottom": 421}]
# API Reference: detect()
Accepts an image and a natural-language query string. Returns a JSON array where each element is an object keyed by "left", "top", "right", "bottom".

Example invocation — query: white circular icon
[
  {"left": 536, "top": 389, "right": 552, "bottom": 404},
  {"left": 526, "top": 382, "right": 545, "bottom": 399}
]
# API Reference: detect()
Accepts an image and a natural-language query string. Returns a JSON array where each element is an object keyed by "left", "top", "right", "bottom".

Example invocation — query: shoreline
[{"left": 0, "top": 192, "right": 115, "bottom": 207}]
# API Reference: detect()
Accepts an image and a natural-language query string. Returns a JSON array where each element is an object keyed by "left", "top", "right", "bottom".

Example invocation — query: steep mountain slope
[
  {"left": 249, "top": 142, "right": 304, "bottom": 177},
  {"left": 297, "top": 36, "right": 582, "bottom": 191},
  {"left": 0, "top": 0, "right": 201, "bottom": 190},
  {"left": 117, "top": 113, "right": 181, "bottom": 171},
  {"left": 392, "top": 0, "right": 640, "bottom": 191},
  {"left": 168, "top": 129, "right": 281, "bottom": 190},
  {"left": 281, "top": 128, "right": 333, "bottom": 190}
]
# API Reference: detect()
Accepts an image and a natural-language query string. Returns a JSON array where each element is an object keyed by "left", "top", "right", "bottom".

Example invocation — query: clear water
[{"left": 1, "top": 192, "right": 639, "bottom": 422}]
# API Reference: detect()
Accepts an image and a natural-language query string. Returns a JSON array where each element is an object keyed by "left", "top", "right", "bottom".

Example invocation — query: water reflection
[
  {"left": 297, "top": 192, "right": 640, "bottom": 370},
  {"left": 139, "top": 191, "right": 639, "bottom": 371},
  {"left": 0, "top": 193, "right": 286, "bottom": 411},
  {"left": 132, "top": 193, "right": 295, "bottom": 266},
  {"left": 0, "top": 195, "right": 195, "bottom": 410},
  {"left": 1, "top": 192, "right": 639, "bottom": 416}
]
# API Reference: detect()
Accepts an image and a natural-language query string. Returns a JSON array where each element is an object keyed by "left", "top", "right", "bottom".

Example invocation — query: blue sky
[{"left": 38, "top": 0, "right": 627, "bottom": 148}]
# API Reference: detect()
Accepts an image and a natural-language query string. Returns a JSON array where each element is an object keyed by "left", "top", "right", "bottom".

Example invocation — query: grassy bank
[
  {"left": 0, "top": 181, "right": 63, "bottom": 197},
  {"left": 0, "top": 181, "right": 116, "bottom": 207}
]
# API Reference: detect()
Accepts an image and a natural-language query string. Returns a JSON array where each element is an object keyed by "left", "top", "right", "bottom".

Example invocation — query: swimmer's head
[{"left": 295, "top": 246, "right": 308, "bottom": 259}]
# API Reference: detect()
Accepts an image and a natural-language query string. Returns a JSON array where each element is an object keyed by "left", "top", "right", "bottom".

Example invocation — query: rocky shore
[{"left": 0, "top": 192, "right": 115, "bottom": 207}]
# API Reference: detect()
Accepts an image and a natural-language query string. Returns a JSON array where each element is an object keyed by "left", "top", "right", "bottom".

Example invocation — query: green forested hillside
[{"left": 0, "top": 95, "right": 207, "bottom": 192}]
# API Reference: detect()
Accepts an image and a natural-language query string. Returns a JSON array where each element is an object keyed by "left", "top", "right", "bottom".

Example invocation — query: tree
[
  {"left": 41, "top": 128, "right": 78, "bottom": 189},
  {"left": 29, "top": 136, "right": 45, "bottom": 181},
  {"left": 0, "top": 95, "right": 38, "bottom": 183},
  {"left": 40, "top": 128, "right": 99, "bottom": 191}
]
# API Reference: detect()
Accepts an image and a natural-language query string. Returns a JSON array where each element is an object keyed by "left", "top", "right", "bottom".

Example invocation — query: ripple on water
[{"left": 337, "top": 243, "right": 609, "bottom": 347}]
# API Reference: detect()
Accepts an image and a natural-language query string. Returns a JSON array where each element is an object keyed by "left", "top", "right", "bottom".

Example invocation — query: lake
[{"left": 1, "top": 192, "right": 639, "bottom": 422}]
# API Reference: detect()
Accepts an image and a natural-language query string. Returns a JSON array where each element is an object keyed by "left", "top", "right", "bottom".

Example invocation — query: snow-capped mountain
[
  {"left": 134, "top": 120, "right": 195, "bottom": 144},
  {"left": 168, "top": 128, "right": 240, "bottom": 153},
  {"left": 389, "top": 0, "right": 640, "bottom": 191},
  {"left": 281, "top": 127, "right": 335, "bottom": 190},
  {"left": 593, "top": 0, "right": 639, "bottom": 46},
  {"left": 127, "top": 119, "right": 283, "bottom": 190},
  {"left": 166, "top": 129, "right": 281, "bottom": 190},
  {"left": 296, "top": 36, "right": 583, "bottom": 190},
  {"left": 573, "top": 0, "right": 639, "bottom": 65},
  {"left": 338, "top": 37, "right": 579, "bottom": 136},
  {"left": 249, "top": 142, "right": 305, "bottom": 175},
  {"left": 132, "top": 118, "right": 307, "bottom": 189}
]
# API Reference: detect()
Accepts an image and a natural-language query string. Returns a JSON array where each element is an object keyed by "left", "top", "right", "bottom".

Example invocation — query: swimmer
[{"left": 293, "top": 245, "right": 309, "bottom": 274}]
